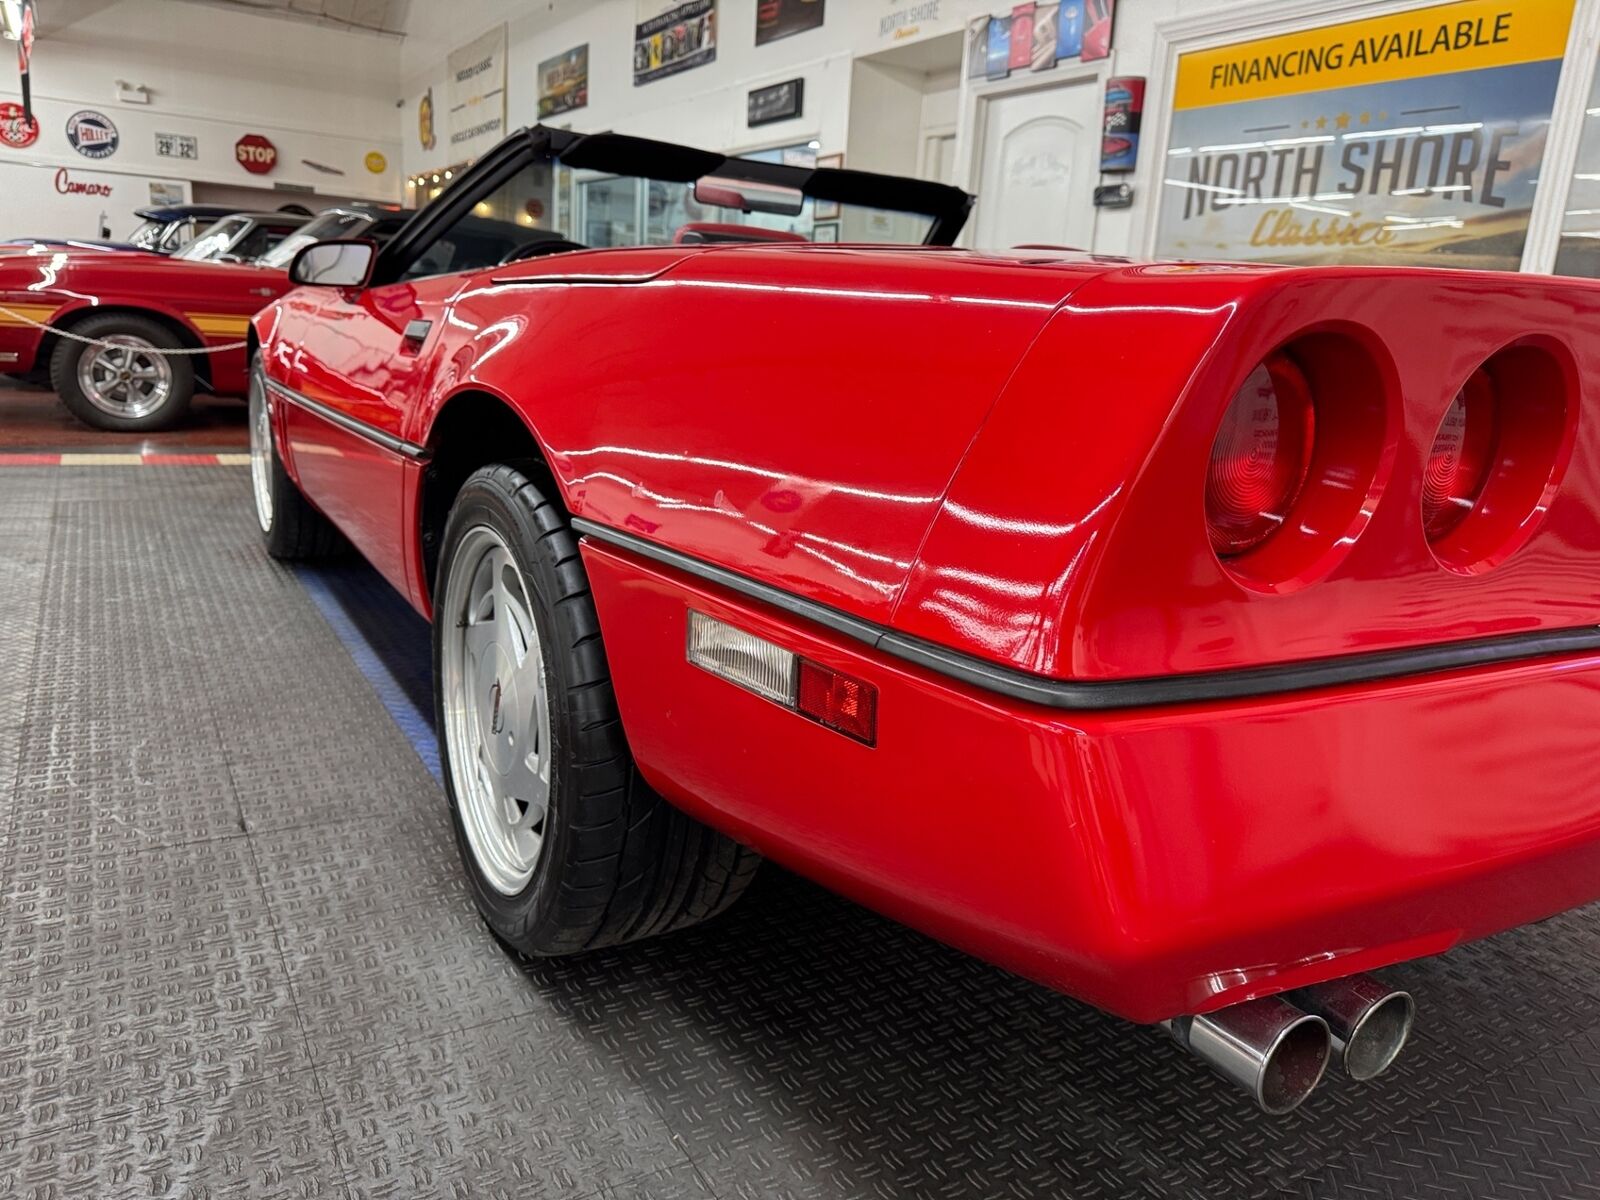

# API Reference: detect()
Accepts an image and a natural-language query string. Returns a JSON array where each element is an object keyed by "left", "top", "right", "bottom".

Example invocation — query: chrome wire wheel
[
  {"left": 441, "top": 525, "right": 553, "bottom": 896},
  {"left": 75, "top": 335, "right": 173, "bottom": 420},
  {"left": 248, "top": 371, "right": 273, "bottom": 534}
]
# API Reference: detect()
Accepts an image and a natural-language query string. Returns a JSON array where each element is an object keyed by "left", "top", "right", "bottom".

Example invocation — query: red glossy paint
[
  {"left": 257, "top": 241, "right": 1600, "bottom": 1020},
  {"left": 0, "top": 246, "right": 286, "bottom": 394},
  {"left": 581, "top": 538, "right": 1600, "bottom": 1022}
]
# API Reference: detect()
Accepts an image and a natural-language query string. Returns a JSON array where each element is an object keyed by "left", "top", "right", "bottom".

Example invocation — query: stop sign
[{"left": 235, "top": 133, "right": 278, "bottom": 175}]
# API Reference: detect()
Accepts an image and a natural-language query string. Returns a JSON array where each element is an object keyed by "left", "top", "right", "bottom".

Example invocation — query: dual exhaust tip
[{"left": 1162, "top": 974, "right": 1414, "bottom": 1114}]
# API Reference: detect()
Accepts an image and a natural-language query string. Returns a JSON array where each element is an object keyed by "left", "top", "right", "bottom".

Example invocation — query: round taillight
[
  {"left": 1206, "top": 354, "right": 1316, "bottom": 557},
  {"left": 1421, "top": 368, "right": 1496, "bottom": 543}
]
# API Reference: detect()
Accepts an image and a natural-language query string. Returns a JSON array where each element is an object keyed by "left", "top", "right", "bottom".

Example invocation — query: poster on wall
[
  {"left": 1154, "top": 0, "right": 1574, "bottom": 271},
  {"left": 1057, "top": 0, "right": 1084, "bottom": 59},
  {"left": 1009, "top": 5, "right": 1034, "bottom": 72},
  {"left": 986, "top": 15, "right": 1011, "bottom": 80},
  {"left": 966, "top": 16, "right": 990, "bottom": 80},
  {"left": 1082, "top": 0, "right": 1114, "bottom": 61},
  {"left": 1031, "top": 5, "right": 1058, "bottom": 71},
  {"left": 539, "top": 44, "right": 589, "bottom": 118},
  {"left": 1101, "top": 76, "right": 1144, "bottom": 171},
  {"left": 757, "top": 0, "right": 824, "bottom": 46},
  {"left": 447, "top": 24, "right": 508, "bottom": 161},
  {"left": 635, "top": 0, "right": 717, "bottom": 86}
]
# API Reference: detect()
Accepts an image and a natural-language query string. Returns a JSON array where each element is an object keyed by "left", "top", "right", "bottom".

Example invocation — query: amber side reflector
[{"left": 687, "top": 611, "right": 877, "bottom": 746}]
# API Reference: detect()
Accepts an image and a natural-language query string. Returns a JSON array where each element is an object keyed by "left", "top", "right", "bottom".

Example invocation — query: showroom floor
[{"left": 6, "top": 391, "right": 1600, "bottom": 1198}]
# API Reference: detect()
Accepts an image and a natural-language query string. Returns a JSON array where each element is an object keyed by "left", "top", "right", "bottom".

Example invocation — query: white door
[
  {"left": 922, "top": 132, "right": 958, "bottom": 186},
  {"left": 974, "top": 80, "right": 1099, "bottom": 250}
]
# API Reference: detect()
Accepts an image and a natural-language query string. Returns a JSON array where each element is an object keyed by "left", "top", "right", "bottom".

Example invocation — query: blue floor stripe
[{"left": 294, "top": 563, "right": 441, "bottom": 781}]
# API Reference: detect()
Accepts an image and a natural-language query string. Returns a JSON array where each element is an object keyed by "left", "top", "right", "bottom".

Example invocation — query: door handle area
[{"left": 400, "top": 319, "right": 432, "bottom": 355}]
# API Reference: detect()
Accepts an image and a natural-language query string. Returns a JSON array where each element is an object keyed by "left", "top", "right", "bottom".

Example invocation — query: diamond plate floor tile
[
  {"left": 323, "top": 1016, "right": 694, "bottom": 1200},
  {"left": 271, "top": 889, "right": 546, "bottom": 1064},
  {"left": 250, "top": 801, "right": 469, "bottom": 927},
  {"left": 0, "top": 1065, "right": 345, "bottom": 1200},
  {"left": 0, "top": 835, "right": 312, "bottom": 1137},
  {"left": 1294, "top": 1024, "right": 1600, "bottom": 1200},
  {"left": 11, "top": 466, "right": 1600, "bottom": 1200}
]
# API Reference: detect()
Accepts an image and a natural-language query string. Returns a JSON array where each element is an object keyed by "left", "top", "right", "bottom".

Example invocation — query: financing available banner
[
  {"left": 447, "top": 24, "right": 508, "bottom": 161},
  {"left": 635, "top": 0, "right": 717, "bottom": 86},
  {"left": 1153, "top": 0, "right": 1573, "bottom": 271}
]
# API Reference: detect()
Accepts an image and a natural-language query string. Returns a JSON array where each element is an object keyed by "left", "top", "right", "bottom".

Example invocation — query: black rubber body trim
[
  {"left": 573, "top": 517, "right": 1600, "bottom": 711},
  {"left": 265, "top": 379, "right": 429, "bottom": 462}
]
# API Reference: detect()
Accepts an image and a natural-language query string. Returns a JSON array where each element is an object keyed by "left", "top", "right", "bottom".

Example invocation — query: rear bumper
[{"left": 582, "top": 538, "right": 1600, "bottom": 1024}]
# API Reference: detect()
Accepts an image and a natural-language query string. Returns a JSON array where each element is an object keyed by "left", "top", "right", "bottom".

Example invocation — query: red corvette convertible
[
  {"left": 250, "top": 127, "right": 1599, "bottom": 1113},
  {"left": 0, "top": 205, "right": 407, "bottom": 431}
]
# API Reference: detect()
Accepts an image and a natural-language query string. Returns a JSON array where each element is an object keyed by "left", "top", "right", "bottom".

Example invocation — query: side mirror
[{"left": 289, "top": 238, "right": 377, "bottom": 288}]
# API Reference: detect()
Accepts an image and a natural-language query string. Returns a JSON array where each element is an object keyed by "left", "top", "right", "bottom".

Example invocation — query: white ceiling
[{"left": 167, "top": 0, "right": 412, "bottom": 38}]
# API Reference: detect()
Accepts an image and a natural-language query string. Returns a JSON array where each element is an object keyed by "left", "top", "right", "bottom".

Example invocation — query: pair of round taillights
[{"left": 1204, "top": 341, "right": 1574, "bottom": 578}]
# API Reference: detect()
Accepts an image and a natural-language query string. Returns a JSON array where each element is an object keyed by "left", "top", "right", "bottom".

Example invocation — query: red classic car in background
[
  {"left": 0, "top": 204, "right": 407, "bottom": 430},
  {"left": 249, "top": 126, "right": 1600, "bottom": 1115}
]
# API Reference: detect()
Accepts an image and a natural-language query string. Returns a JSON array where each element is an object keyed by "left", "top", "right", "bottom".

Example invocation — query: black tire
[
  {"left": 248, "top": 358, "right": 345, "bottom": 561},
  {"left": 434, "top": 464, "right": 760, "bottom": 956},
  {"left": 50, "top": 312, "right": 196, "bottom": 431}
]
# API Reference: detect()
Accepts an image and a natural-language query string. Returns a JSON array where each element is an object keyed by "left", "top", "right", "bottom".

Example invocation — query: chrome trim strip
[
  {"left": 265, "top": 378, "right": 429, "bottom": 461},
  {"left": 572, "top": 517, "right": 1600, "bottom": 710}
]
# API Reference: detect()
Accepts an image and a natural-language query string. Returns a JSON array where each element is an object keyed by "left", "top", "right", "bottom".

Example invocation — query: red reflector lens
[
  {"left": 1206, "top": 354, "right": 1316, "bottom": 557},
  {"left": 1423, "top": 368, "right": 1496, "bottom": 542},
  {"left": 796, "top": 660, "right": 878, "bottom": 745}
]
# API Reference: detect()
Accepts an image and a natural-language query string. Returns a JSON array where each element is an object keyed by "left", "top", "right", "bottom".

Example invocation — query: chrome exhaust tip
[
  {"left": 1289, "top": 975, "right": 1415, "bottom": 1081},
  {"left": 1162, "top": 996, "right": 1332, "bottom": 1115}
]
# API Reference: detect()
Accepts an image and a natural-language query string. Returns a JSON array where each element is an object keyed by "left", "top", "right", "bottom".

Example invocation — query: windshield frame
[
  {"left": 173, "top": 216, "right": 252, "bottom": 263},
  {"left": 258, "top": 210, "right": 374, "bottom": 270},
  {"left": 371, "top": 125, "right": 972, "bottom": 288}
]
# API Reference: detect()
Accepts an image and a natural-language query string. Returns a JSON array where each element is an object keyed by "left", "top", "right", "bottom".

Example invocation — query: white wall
[
  {"left": 398, "top": 0, "right": 1010, "bottom": 181},
  {"left": 0, "top": 0, "right": 405, "bottom": 237}
]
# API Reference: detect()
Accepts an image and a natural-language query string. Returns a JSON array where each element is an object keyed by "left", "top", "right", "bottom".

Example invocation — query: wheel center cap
[{"left": 475, "top": 642, "right": 518, "bottom": 775}]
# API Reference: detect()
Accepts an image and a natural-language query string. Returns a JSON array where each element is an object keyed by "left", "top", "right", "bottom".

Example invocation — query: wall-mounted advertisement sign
[
  {"left": 635, "top": 0, "right": 717, "bottom": 86},
  {"left": 539, "top": 44, "right": 589, "bottom": 118},
  {"left": 1154, "top": 0, "right": 1574, "bottom": 271},
  {"left": 418, "top": 86, "right": 437, "bottom": 151},
  {"left": 878, "top": 1, "right": 943, "bottom": 43},
  {"left": 749, "top": 78, "right": 804, "bottom": 126},
  {"left": 448, "top": 24, "right": 508, "bottom": 160},
  {"left": 0, "top": 100, "right": 38, "bottom": 148},
  {"left": 65, "top": 110, "right": 118, "bottom": 159},
  {"left": 1102, "top": 76, "right": 1144, "bottom": 172},
  {"left": 757, "top": 0, "right": 824, "bottom": 45}
]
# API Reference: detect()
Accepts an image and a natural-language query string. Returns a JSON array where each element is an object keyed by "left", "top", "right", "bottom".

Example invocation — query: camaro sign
[{"left": 1153, "top": 0, "right": 1573, "bottom": 271}]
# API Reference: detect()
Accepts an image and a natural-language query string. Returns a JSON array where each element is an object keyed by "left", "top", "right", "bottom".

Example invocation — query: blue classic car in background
[{"left": 1, "top": 203, "right": 270, "bottom": 255}]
